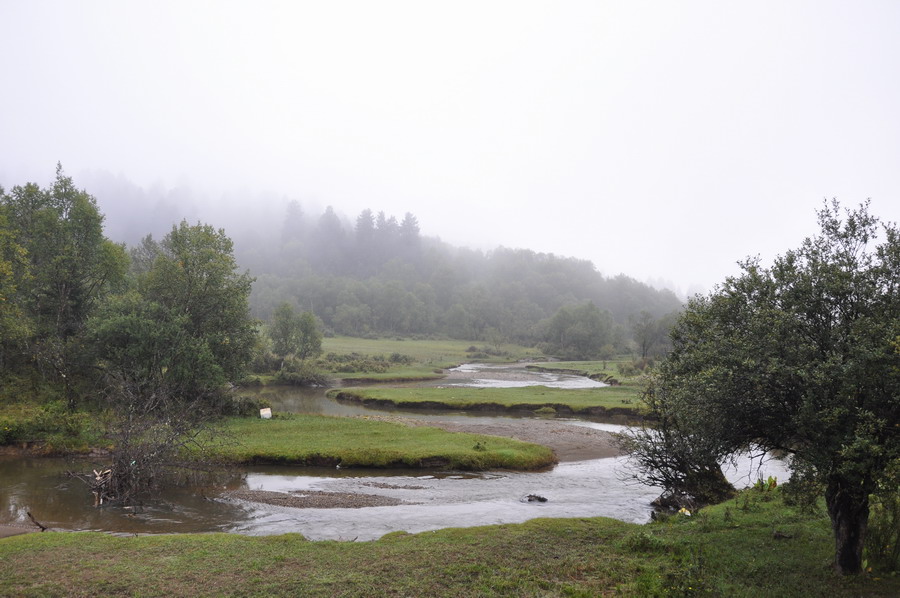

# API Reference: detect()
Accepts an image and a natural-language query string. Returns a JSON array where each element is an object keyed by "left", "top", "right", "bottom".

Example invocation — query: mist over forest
[{"left": 78, "top": 169, "right": 682, "bottom": 358}]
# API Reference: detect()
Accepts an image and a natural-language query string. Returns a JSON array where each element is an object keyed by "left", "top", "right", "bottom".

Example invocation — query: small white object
[{"left": 259, "top": 407, "right": 272, "bottom": 419}]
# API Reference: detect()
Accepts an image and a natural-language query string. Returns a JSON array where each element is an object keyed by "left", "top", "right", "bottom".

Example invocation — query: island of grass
[
  {"left": 206, "top": 414, "right": 556, "bottom": 470},
  {"left": 2, "top": 487, "right": 897, "bottom": 597},
  {"left": 329, "top": 385, "right": 643, "bottom": 417}
]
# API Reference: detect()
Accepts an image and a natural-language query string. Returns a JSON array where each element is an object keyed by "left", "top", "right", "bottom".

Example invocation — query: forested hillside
[
  {"left": 4, "top": 169, "right": 682, "bottom": 360},
  {"left": 233, "top": 200, "right": 683, "bottom": 356}
]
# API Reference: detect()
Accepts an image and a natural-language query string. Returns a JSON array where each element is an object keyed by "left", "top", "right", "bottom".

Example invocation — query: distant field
[
  {"left": 208, "top": 414, "right": 556, "bottom": 470},
  {"left": 330, "top": 385, "right": 642, "bottom": 416},
  {"left": 321, "top": 336, "right": 542, "bottom": 367}
]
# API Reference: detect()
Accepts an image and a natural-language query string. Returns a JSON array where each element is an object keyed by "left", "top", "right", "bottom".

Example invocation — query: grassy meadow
[
  {"left": 322, "top": 336, "right": 542, "bottom": 367},
  {"left": 2, "top": 487, "right": 897, "bottom": 597},
  {"left": 330, "top": 385, "right": 642, "bottom": 415},
  {"left": 206, "top": 414, "right": 556, "bottom": 470}
]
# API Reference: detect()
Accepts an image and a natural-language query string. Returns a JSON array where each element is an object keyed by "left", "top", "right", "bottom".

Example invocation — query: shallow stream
[{"left": 0, "top": 364, "right": 790, "bottom": 540}]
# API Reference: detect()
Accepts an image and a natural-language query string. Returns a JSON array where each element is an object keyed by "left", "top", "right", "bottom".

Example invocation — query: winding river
[{"left": 0, "top": 364, "right": 790, "bottom": 540}]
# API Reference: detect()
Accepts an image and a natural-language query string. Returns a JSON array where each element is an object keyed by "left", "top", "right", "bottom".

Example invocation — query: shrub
[{"left": 866, "top": 460, "right": 900, "bottom": 572}]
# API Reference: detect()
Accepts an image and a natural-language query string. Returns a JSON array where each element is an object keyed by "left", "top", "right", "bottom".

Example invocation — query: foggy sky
[{"left": 2, "top": 1, "right": 899, "bottom": 296}]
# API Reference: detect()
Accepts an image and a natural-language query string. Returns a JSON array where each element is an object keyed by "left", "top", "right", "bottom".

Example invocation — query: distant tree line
[{"left": 240, "top": 202, "right": 683, "bottom": 359}]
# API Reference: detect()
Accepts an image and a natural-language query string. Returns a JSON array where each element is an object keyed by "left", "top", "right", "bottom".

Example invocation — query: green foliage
[
  {"left": 0, "top": 205, "right": 32, "bottom": 360},
  {"left": 0, "top": 400, "right": 98, "bottom": 451},
  {"left": 317, "top": 352, "right": 391, "bottom": 374},
  {"left": 865, "top": 459, "right": 900, "bottom": 572},
  {"left": 274, "top": 359, "right": 329, "bottom": 386},
  {"left": 332, "top": 385, "right": 641, "bottom": 414},
  {"left": 247, "top": 208, "right": 684, "bottom": 346},
  {"left": 0, "top": 166, "right": 128, "bottom": 405},
  {"left": 539, "top": 301, "right": 613, "bottom": 359},
  {"left": 140, "top": 221, "right": 257, "bottom": 386},
  {"left": 268, "top": 303, "right": 323, "bottom": 361},
  {"left": 620, "top": 201, "right": 900, "bottom": 574}
]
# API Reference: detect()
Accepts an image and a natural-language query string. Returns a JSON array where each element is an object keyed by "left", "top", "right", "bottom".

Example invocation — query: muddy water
[{"left": 0, "top": 364, "right": 792, "bottom": 539}]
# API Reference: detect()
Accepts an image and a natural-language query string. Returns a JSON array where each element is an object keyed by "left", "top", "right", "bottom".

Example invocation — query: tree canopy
[{"left": 621, "top": 201, "right": 900, "bottom": 574}]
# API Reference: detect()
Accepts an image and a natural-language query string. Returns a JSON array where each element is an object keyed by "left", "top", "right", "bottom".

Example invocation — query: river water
[{"left": 0, "top": 364, "right": 790, "bottom": 540}]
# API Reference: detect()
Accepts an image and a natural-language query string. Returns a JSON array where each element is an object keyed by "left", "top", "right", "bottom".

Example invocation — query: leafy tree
[
  {"left": 620, "top": 201, "right": 900, "bottom": 575},
  {"left": 89, "top": 221, "right": 258, "bottom": 503},
  {"left": 0, "top": 166, "right": 127, "bottom": 406},
  {"left": 542, "top": 302, "right": 613, "bottom": 359},
  {"left": 270, "top": 302, "right": 300, "bottom": 359},
  {"left": 295, "top": 310, "right": 323, "bottom": 361},
  {"left": 269, "top": 302, "right": 323, "bottom": 362},
  {"left": 141, "top": 221, "right": 257, "bottom": 389},
  {"left": 629, "top": 310, "right": 678, "bottom": 358},
  {"left": 0, "top": 201, "right": 33, "bottom": 367}
]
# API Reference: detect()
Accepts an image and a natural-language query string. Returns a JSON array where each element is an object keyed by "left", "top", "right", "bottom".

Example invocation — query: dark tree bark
[{"left": 825, "top": 477, "right": 870, "bottom": 575}]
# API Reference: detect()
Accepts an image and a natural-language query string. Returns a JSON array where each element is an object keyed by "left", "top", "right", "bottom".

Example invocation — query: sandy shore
[
  {"left": 0, "top": 524, "right": 37, "bottom": 538},
  {"left": 226, "top": 489, "right": 408, "bottom": 509}
]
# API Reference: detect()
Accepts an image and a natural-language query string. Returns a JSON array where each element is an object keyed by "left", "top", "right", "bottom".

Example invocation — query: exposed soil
[
  {"left": 0, "top": 524, "right": 37, "bottom": 538},
  {"left": 226, "top": 489, "right": 408, "bottom": 509}
]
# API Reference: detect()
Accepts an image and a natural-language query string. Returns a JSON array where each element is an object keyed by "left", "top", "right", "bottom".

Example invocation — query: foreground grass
[
  {"left": 2, "top": 489, "right": 897, "bottom": 597},
  {"left": 207, "top": 414, "right": 556, "bottom": 470},
  {"left": 330, "top": 385, "right": 642, "bottom": 416}
]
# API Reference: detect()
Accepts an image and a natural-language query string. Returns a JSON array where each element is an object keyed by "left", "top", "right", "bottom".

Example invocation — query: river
[{"left": 0, "top": 364, "right": 790, "bottom": 540}]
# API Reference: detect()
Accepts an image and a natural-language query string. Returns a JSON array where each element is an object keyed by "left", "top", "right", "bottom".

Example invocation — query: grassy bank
[
  {"left": 2, "top": 488, "right": 897, "bottom": 597},
  {"left": 0, "top": 400, "right": 105, "bottom": 454},
  {"left": 330, "top": 386, "right": 642, "bottom": 416},
  {"left": 206, "top": 414, "right": 556, "bottom": 470},
  {"left": 322, "top": 336, "right": 541, "bottom": 367}
]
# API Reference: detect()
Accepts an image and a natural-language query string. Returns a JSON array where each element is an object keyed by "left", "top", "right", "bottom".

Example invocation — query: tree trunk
[{"left": 825, "top": 477, "right": 870, "bottom": 575}]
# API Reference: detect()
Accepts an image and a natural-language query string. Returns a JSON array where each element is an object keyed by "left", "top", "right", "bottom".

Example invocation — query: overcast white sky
[{"left": 2, "top": 1, "right": 899, "bottom": 295}]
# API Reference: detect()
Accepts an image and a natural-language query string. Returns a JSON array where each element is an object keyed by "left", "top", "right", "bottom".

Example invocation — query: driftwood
[
  {"left": 26, "top": 511, "right": 47, "bottom": 532},
  {"left": 91, "top": 468, "right": 113, "bottom": 506}
]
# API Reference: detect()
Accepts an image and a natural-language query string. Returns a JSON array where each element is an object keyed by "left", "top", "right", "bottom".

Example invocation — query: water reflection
[
  {"left": 438, "top": 363, "right": 609, "bottom": 389},
  {"left": 0, "top": 455, "right": 662, "bottom": 540},
  {"left": 1, "top": 364, "right": 792, "bottom": 540}
]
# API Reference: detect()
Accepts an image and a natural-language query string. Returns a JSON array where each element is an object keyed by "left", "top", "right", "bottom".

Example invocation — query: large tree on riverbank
[
  {"left": 0, "top": 166, "right": 127, "bottom": 405},
  {"left": 89, "top": 221, "right": 257, "bottom": 503},
  {"left": 621, "top": 201, "right": 900, "bottom": 575}
]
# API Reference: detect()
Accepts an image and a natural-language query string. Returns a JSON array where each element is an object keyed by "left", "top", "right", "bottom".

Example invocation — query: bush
[
  {"left": 389, "top": 352, "right": 414, "bottom": 364},
  {"left": 224, "top": 395, "right": 271, "bottom": 417},
  {"left": 0, "top": 401, "right": 95, "bottom": 450},
  {"left": 866, "top": 460, "right": 900, "bottom": 572},
  {"left": 276, "top": 361, "right": 329, "bottom": 386}
]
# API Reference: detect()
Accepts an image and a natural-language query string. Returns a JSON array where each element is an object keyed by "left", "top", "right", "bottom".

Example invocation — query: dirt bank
[{"left": 0, "top": 524, "right": 37, "bottom": 539}]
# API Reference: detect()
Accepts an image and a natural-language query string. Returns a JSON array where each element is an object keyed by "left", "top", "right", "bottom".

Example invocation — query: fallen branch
[{"left": 26, "top": 511, "right": 47, "bottom": 532}]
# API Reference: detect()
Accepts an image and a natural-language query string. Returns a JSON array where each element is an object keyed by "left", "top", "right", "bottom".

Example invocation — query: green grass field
[
  {"left": 321, "top": 336, "right": 542, "bottom": 367},
  {"left": 330, "top": 385, "right": 642, "bottom": 415},
  {"left": 2, "top": 488, "right": 896, "bottom": 597},
  {"left": 206, "top": 414, "right": 556, "bottom": 470}
]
